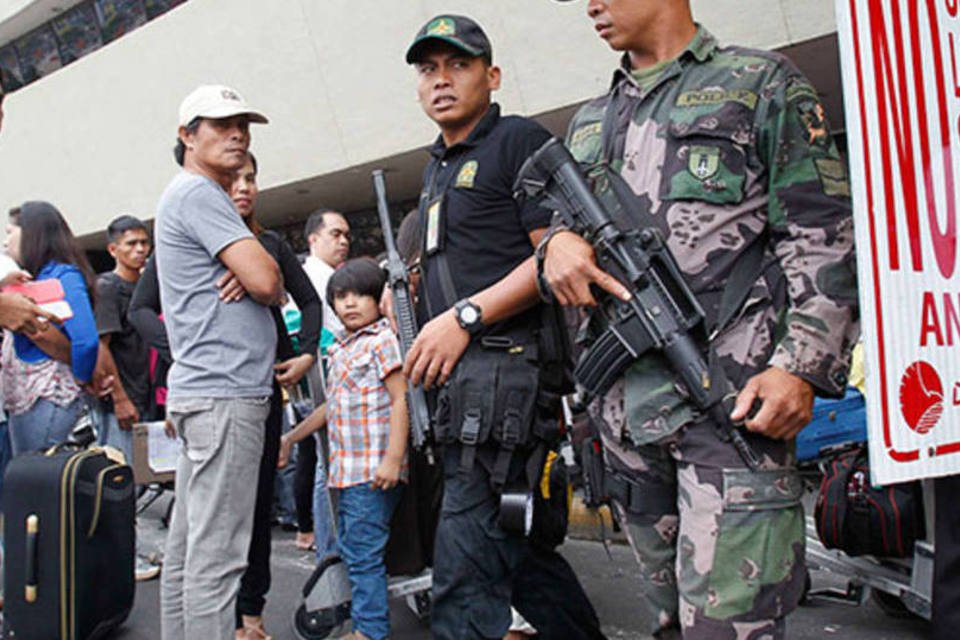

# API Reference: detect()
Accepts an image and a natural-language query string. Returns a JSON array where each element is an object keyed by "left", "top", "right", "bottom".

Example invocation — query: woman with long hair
[
  {"left": 230, "top": 152, "right": 322, "bottom": 640},
  {"left": 1, "top": 201, "right": 99, "bottom": 454}
]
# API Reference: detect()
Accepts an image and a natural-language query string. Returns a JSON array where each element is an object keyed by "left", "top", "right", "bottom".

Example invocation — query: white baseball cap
[{"left": 178, "top": 84, "right": 268, "bottom": 127}]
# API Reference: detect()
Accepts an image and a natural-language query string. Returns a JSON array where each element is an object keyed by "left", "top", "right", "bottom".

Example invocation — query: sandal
[
  {"left": 237, "top": 616, "right": 272, "bottom": 640},
  {"left": 295, "top": 532, "right": 316, "bottom": 551}
]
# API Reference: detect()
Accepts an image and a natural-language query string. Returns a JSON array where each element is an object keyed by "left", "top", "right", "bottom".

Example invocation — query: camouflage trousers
[{"left": 594, "top": 395, "right": 806, "bottom": 639}]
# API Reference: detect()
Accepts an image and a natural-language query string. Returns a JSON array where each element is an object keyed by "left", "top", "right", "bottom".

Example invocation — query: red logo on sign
[{"left": 899, "top": 361, "right": 944, "bottom": 435}]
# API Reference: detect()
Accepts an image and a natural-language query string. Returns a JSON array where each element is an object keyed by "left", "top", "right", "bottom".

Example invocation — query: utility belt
[
  {"left": 573, "top": 407, "right": 678, "bottom": 517},
  {"left": 579, "top": 437, "right": 677, "bottom": 517},
  {"left": 604, "top": 468, "right": 678, "bottom": 517},
  {"left": 435, "top": 336, "right": 562, "bottom": 493}
]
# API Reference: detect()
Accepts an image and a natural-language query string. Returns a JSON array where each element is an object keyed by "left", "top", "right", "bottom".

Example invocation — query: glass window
[
  {"left": 143, "top": 0, "right": 186, "bottom": 20},
  {"left": 16, "top": 26, "right": 63, "bottom": 82},
  {"left": 95, "top": 0, "right": 148, "bottom": 43},
  {"left": 0, "top": 0, "right": 188, "bottom": 93},
  {"left": 0, "top": 45, "right": 25, "bottom": 92},
  {"left": 53, "top": 3, "right": 104, "bottom": 64}
]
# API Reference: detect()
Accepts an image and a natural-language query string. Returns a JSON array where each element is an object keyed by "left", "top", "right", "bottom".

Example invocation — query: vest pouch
[
  {"left": 439, "top": 347, "right": 500, "bottom": 448},
  {"left": 437, "top": 345, "right": 540, "bottom": 451},
  {"left": 491, "top": 347, "right": 540, "bottom": 450}
]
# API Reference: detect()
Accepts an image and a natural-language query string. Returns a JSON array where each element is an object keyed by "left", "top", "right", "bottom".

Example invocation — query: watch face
[{"left": 460, "top": 305, "right": 479, "bottom": 324}]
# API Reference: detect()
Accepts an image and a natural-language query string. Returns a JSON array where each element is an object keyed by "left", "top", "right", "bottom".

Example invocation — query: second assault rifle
[
  {"left": 372, "top": 170, "right": 434, "bottom": 464},
  {"left": 514, "top": 138, "right": 762, "bottom": 471}
]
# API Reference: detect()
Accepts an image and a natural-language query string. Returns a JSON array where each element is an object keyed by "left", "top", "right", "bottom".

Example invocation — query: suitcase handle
[{"left": 25, "top": 514, "right": 38, "bottom": 603}]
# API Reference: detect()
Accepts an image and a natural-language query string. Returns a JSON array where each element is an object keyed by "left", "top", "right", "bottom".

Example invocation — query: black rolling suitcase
[{"left": 3, "top": 446, "right": 135, "bottom": 639}]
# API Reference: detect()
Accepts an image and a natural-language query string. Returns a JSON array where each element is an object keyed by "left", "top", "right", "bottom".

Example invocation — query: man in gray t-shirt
[{"left": 156, "top": 85, "right": 283, "bottom": 640}]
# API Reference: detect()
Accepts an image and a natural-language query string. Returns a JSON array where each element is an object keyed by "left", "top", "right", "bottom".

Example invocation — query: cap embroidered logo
[{"left": 427, "top": 17, "right": 456, "bottom": 36}]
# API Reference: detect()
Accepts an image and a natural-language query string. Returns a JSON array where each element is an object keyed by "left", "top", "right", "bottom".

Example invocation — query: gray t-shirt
[{"left": 155, "top": 171, "right": 277, "bottom": 398}]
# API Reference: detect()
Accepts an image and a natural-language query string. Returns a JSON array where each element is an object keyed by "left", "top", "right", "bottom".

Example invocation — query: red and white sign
[{"left": 837, "top": 0, "right": 960, "bottom": 484}]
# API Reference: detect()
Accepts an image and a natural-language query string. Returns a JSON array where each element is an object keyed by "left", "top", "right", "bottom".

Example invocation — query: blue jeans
[
  {"left": 8, "top": 397, "right": 83, "bottom": 456},
  {"left": 0, "top": 418, "right": 10, "bottom": 511},
  {"left": 337, "top": 482, "right": 402, "bottom": 640},
  {"left": 313, "top": 436, "right": 338, "bottom": 562},
  {"left": 92, "top": 403, "right": 134, "bottom": 466},
  {"left": 273, "top": 407, "right": 298, "bottom": 526}
]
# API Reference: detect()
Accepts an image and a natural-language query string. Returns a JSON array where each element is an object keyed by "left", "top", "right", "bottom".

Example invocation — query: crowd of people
[{"left": 13, "top": 1, "right": 960, "bottom": 639}]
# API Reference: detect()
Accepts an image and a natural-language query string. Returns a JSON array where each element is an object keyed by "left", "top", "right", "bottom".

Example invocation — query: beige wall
[{"left": 0, "top": 0, "right": 839, "bottom": 244}]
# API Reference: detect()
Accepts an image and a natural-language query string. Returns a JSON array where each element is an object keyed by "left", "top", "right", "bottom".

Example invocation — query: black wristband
[{"left": 534, "top": 223, "right": 568, "bottom": 303}]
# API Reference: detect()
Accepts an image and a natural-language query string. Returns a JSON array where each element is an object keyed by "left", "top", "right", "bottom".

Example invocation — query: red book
[{"left": 3, "top": 279, "right": 74, "bottom": 320}]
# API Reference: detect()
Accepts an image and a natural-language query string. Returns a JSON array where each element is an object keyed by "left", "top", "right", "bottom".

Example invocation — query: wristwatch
[{"left": 454, "top": 299, "right": 484, "bottom": 336}]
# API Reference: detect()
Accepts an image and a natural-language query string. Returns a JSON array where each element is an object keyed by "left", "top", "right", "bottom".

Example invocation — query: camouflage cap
[{"left": 405, "top": 15, "right": 492, "bottom": 64}]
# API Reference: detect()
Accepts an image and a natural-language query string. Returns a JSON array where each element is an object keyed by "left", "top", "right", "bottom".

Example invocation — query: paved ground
[{"left": 112, "top": 490, "right": 932, "bottom": 640}]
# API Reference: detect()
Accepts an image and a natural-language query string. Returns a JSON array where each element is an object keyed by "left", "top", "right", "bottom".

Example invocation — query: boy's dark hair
[
  {"left": 173, "top": 117, "right": 202, "bottom": 166},
  {"left": 327, "top": 257, "right": 386, "bottom": 309},
  {"left": 106, "top": 214, "right": 148, "bottom": 243}
]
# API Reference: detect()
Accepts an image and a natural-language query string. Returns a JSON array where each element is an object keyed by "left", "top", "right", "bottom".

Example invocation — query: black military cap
[{"left": 405, "top": 14, "right": 492, "bottom": 64}]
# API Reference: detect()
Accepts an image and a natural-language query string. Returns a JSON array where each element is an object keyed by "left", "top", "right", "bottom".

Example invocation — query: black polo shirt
[{"left": 418, "top": 104, "right": 552, "bottom": 338}]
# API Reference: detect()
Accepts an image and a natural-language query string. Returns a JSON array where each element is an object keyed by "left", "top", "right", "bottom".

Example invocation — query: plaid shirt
[{"left": 326, "top": 317, "right": 406, "bottom": 488}]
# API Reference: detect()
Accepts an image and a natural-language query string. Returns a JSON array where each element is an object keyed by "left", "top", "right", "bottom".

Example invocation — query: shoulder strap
[
  {"left": 711, "top": 230, "right": 769, "bottom": 338},
  {"left": 418, "top": 157, "right": 468, "bottom": 316}
]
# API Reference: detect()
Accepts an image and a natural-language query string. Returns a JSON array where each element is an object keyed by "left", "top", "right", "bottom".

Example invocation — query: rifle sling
[{"left": 418, "top": 157, "right": 469, "bottom": 316}]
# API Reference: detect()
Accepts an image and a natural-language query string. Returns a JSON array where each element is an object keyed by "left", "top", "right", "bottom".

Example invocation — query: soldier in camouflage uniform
[{"left": 542, "top": 1, "right": 859, "bottom": 638}]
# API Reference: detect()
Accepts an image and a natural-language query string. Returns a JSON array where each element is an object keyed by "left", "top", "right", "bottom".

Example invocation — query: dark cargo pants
[{"left": 431, "top": 442, "right": 604, "bottom": 640}]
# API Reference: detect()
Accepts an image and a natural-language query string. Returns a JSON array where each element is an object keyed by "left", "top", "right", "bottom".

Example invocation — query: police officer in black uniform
[{"left": 401, "top": 15, "right": 603, "bottom": 640}]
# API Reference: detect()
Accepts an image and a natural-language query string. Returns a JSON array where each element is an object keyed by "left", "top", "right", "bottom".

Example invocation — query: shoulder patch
[
  {"left": 797, "top": 100, "right": 830, "bottom": 147},
  {"left": 455, "top": 160, "right": 478, "bottom": 189},
  {"left": 676, "top": 89, "right": 758, "bottom": 110}
]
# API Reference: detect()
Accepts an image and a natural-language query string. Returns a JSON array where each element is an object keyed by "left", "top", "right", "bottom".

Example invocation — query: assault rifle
[
  {"left": 514, "top": 138, "right": 762, "bottom": 471},
  {"left": 372, "top": 170, "right": 434, "bottom": 464}
]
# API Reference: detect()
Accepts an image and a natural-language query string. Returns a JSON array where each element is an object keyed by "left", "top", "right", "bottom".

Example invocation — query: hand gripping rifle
[
  {"left": 514, "top": 138, "right": 762, "bottom": 471},
  {"left": 372, "top": 170, "right": 435, "bottom": 464}
]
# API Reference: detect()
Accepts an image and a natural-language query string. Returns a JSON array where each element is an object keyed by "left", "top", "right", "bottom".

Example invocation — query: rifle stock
[{"left": 372, "top": 170, "right": 434, "bottom": 464}]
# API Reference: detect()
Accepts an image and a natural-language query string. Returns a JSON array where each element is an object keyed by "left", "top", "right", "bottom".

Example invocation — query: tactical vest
[{"left": 417, "top": 159, "right": 574, "bottom": 492}]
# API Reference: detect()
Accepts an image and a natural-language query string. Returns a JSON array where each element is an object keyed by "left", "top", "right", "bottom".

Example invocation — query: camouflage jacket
[{"left": 566, "top": 28, "right": 860, "bottom": 446}]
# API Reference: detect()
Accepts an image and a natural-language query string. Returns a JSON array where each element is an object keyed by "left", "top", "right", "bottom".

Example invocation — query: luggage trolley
[
  {"left": 291, "top": 362, "right": 434, "bottom": 640},
  {"left": 796, "top": 389, "right": 934, "bottom": 619}
]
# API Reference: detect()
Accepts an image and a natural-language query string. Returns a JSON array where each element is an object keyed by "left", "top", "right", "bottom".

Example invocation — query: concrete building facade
[{"left": 0, "top": 0, "right": 844, "bottom": 253}]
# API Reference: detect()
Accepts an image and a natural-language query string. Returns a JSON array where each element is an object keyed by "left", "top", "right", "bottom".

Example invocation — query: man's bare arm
[
  {"left": 97, "top": 335, "right": 139, "bottom": 429},
  {"left": 217, "top": 238, "right": 283, "bottom": 306},
  {"left": 404, "top": 229, "right": 546, "bottom": 389}
]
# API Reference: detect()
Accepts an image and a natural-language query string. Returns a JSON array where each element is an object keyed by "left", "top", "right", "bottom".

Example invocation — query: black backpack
[{"left": 815, "top": 446, "right": 925, "bottom": 558}]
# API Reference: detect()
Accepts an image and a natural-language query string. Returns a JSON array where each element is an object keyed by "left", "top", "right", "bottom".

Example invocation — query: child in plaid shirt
[{"left": 279, "top": 257, "right": 408, "bottom": 640}]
